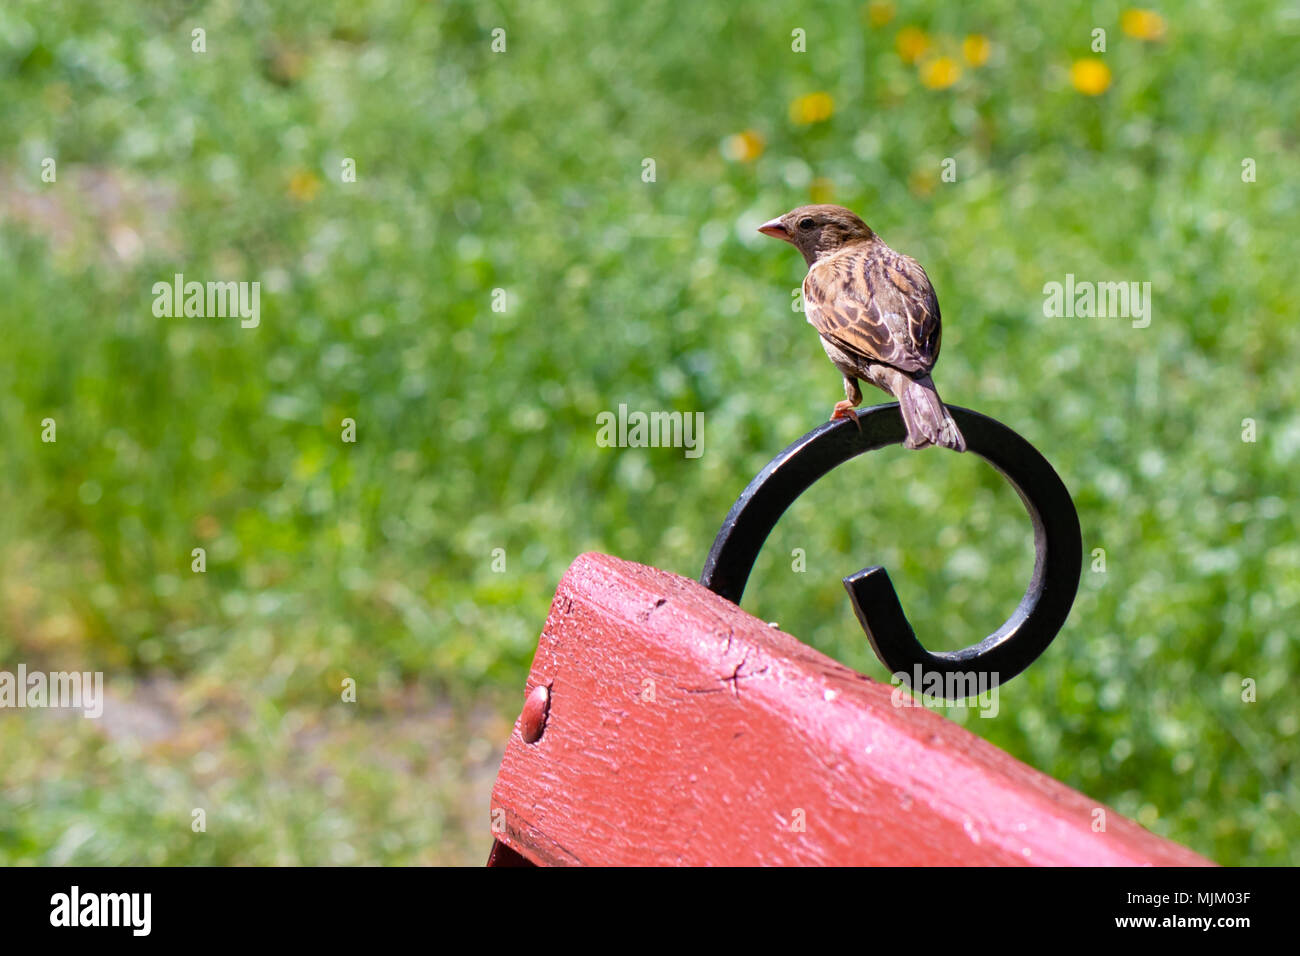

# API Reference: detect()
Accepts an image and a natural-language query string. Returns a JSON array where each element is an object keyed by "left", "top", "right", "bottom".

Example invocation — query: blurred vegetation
[{"left": 0, "top": 0, "right": 1296, "bottom": 864}]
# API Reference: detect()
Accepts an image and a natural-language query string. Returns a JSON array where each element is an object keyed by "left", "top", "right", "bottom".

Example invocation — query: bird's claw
[{"left": 830, "top": 402, "right": 862, "bottom": 431}]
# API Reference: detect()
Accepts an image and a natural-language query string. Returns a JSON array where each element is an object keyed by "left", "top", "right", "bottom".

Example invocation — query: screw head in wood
[{"left": 520, "top": 683, "right": 551, "bottom": 743}]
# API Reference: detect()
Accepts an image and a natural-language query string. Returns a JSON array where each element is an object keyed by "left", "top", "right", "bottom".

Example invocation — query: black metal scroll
[{"left": 700, "top": 404, "right": 1082, "bottom": 698}]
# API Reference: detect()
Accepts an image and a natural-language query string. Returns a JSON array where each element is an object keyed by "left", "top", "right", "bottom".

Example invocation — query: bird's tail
[{"left": 896, "top": 373, "right": 966, "bottom": 451}]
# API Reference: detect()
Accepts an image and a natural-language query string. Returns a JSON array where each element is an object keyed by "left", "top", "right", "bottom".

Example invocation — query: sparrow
[{"left": 759, "top": 204, "right": 966, "bottom": 452}]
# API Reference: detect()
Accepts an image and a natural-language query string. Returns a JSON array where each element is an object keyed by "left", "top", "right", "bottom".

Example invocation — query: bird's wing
[{"left": 803, "top": 246, "right": 941, "bottom": 375}]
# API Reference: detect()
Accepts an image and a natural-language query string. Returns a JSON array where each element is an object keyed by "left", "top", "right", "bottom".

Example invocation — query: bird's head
[{"left": 758, "top": 204, "right": 875, "bottom": 266}]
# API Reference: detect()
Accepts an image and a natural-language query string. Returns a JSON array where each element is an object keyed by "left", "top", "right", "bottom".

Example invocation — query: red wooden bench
[{"left": 487, "top": 552, "right": 1211, "bottom": 867}]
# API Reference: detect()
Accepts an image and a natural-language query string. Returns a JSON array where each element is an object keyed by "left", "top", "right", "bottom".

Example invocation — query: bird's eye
[{"left": 798, "top": 217, "right": 816, "bottom": 230}]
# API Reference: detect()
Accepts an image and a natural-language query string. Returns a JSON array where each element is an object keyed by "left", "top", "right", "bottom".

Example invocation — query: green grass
[{"left": 1, "top": 0, "right": 1297, "bottom": 864}]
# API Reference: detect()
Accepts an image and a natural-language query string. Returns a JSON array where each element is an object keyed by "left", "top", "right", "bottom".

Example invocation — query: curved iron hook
[{"left": 700, "top": 404, "right": 1082, "bottom": 698}]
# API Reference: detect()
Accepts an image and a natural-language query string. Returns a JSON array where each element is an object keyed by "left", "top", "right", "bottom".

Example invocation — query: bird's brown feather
[{"left": 803, "top": 242, "right": 942, "bottom": 376}]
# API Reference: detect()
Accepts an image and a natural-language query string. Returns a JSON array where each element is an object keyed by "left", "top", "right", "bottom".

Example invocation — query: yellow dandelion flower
[
  {"left": 809, "top": 177, "right": 835, "bottom": 204},
  {"left": 920, "top": 56, "right": 962, "bottom": 89},
  {"left": 1121, "top": 9, "right": 1167, "bottom": 41},
  {"left": 42, "top": 82, "right": 73, "bottom": 114},
  {"left": 864, "top": 1, "right": 895, "bottom": 27},
  {"left": 962, "top": 34, "right": 991, "bottom": 67},
  {"left": 288, "top": 169, "right": 322, "bottom": 201},
  {"left": 908, "top": 167, "right": 938, "bottom": 198},
  {"left": 896, "top": 26, "right": 930, "bottom": 64},
  {"left": 722, "top": 130, "right": 765, "bottom": 163},
  {"left": 790, "top": 92, "right": 835, "bottom": 125},
  {"left": 1070, "top": 58, "right": 1112, "bottom": 96}
]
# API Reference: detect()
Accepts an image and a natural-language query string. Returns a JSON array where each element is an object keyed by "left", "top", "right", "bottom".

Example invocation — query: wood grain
[{"left": 489, "top": 552, "right": 1212, "bottom": 867}]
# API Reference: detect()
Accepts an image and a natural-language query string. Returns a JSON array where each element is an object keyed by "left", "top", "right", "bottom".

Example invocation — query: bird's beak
[{"left": 757, "top": 217, "right": 790, "bottom": 241}]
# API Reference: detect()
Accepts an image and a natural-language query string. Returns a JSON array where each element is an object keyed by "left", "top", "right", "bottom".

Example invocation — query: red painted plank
[
  {"left": 490, "top": 553, "right": 1212, "bottom": 867},
  {"left": 486, "top": 839, "right": 533, "bottom": 867}
]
